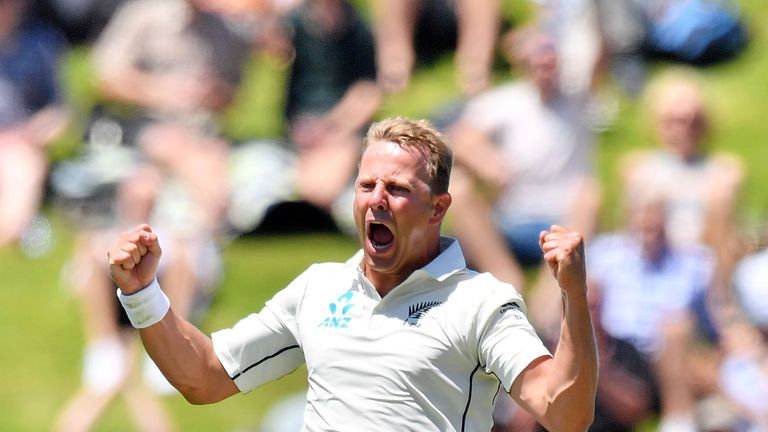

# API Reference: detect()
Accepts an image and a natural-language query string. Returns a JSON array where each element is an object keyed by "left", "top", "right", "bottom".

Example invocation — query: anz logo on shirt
[{"left": 318, "top": 291, "right": 355, "bottom": 328}]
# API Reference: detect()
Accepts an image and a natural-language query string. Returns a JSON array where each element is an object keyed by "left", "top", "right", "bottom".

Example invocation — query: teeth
[{"left": 368, "top": 222, "right": 391, "bottom": 249}]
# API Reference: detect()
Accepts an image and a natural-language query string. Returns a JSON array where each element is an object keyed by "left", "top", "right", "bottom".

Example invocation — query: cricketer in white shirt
[
  {"left": 212, "top": 237, "right": 550, "bottom": 431},
  {"left": 109, "top": 117, "right": 597, "bottom": 432}
]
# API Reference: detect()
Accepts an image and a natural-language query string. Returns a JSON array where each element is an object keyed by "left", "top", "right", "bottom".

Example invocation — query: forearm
[
  {"left": 139, "top": 310, "right": 238, "bottom": 404},
  {"left": 118, "top": 277, "right": 236, "bottom": 404},
  {"left": 324, "top": 81, "right": 382, "bottom": 136},
  {"left": 98, "top": 69, "right": 167, "bottom": 111},
  {"left": 516, "top": 227, "right": 597, "bottom": 431},
  {"left": 544, "top": 291, "right": 598, "bottom": 431},
  {"left": 450, "top": 123, "right": 506, "bottom": 188}
]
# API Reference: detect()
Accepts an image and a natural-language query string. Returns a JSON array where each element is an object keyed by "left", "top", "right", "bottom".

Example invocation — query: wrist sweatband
[{"left": 116, "top": 278, "right": 170, "bottom": 329}]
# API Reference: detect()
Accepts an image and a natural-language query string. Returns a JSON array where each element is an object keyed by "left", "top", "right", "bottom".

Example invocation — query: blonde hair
[
  {"left": 364, "top": 117, "right": 453, "bottom": 194},
  {"left": 644, "top": 68, "right": 708, "bottom": 122}
]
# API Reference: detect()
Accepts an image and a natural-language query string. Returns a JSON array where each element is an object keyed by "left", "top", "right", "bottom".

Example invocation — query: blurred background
[{"left": 0, "top": 0, "right": 767, "bottom": 430}]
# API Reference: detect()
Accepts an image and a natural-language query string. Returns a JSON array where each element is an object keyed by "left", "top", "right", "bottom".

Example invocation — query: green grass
[
  {"left": 3, "top": 1, "right": 768, "bottom": 430},
  {"left": 0, "top": 231, "right": 358, "bottom": 431}
]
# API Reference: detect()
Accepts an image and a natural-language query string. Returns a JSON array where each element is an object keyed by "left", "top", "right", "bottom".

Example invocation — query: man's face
[
  {"left": 520, "top": 36, "right": 558, "bottom": 95},
  {"left": 353, "top": 140, "right": 448, "bottom": 280},
  {"left": 529, "top": 47, "right": 558, "bottom": 91},
  {"left": 631, "top": 200, "right": 667, "bottom": 258},
  {"left": 657, "top": 103, "right": 706, "bottom": 160}
]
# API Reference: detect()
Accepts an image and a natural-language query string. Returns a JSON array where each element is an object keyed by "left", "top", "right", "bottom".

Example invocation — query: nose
[{"left": 370, "top": 183, "right": 388, "bottom": 211}]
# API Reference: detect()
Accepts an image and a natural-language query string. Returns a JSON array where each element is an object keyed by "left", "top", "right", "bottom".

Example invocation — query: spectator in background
[
  {"left": 621, "top": 69, "right": 744, "bottom": 285},
  {"left": 717, "top": 230, "right": 768, "bottom": 430},
  {"left": 529, "top": 0, "right": 605, "bottom": 97},
  {"left": 0, "top": 0, "right": 70, "bottom": 251},
  {"left": 493, "top": 284, "right": 660, "bottom": 432},
  {"left": 280, "top": 0, "right": 381, "bottom": 218},
  {"left": 89, "top": 0, "right": 254, "bottom": 235},
  {"left": 717, "top": 317, "right": 768, "bottom": 432},
  {"left": 53, "top": 0, "right": 253, "bottom": 428},
  {"left": 88, "top": 0, "right": 255, "bottom": 331},
  {"left": 226, "top": 0, "right": 380, "bottom": 235},
  {"left": 371, "top": 0, "right": 501, "bottom": 96},
  {"left": 587, "top": 193, "right": 726, "bottom": 432},
  {"left": 446, "top": 27, "right": 600, "bottom": 298}
]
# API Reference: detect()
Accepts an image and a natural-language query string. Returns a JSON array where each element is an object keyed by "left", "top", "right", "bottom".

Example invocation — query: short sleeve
[
  {"left": 211, "top": 267, "right": 315, "bottom": 392},
  {"left": 476, "top": 286, "right": 552, "bottom": 393}
]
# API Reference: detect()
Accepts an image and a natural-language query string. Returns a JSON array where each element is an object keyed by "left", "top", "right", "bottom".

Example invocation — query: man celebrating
[{"left": 108, "top": 117, "right": 597, "bottom": 431}]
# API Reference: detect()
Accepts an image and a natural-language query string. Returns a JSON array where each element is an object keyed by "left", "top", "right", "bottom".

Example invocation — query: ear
[{"left": 429, "top": 192, "right": 452, "bottom": 225}]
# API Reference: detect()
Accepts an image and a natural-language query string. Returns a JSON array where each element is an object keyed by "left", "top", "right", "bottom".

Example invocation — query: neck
[
  {"left": 365, "top": 235, "right": 442, "bottom": 298},
  {"left": 366, "top": 270, "right": 402, "bottom": 298},
  {"left": 365, "top": 257, "right": 427, "bottom": 298}
]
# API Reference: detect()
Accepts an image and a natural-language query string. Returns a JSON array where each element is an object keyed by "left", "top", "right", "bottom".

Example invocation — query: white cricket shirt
[{"left": 212, "top": 237, "right": 551, "bottom": 431}]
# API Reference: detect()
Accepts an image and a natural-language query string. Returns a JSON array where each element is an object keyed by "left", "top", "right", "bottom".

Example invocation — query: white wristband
[{"left": 116, "top": 278, "right": 170, "bottom": 329}]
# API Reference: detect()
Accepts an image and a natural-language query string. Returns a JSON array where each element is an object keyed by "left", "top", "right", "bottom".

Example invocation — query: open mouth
[{"left": 368, "top": 222, "right": 394, "bottom": 250}]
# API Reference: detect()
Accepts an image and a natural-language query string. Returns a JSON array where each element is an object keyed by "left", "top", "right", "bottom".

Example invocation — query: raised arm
[
  {"left": 107, "top": 224, "right": 238, "bottom": 404},
  {"left": 510, "top": 225, "right": 598, "bottom": 432}
]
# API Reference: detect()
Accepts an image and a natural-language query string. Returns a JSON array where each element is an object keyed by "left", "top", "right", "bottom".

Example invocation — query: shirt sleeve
[
  {"left": 211, "top": 267, "right": 315, "bottom": 393},
  {"left": 475, "top": 286, "right": 552, "bottom": 393}
]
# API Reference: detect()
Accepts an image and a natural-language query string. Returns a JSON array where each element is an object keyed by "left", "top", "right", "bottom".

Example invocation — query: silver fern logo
[{"left": 404, "top": 301, "right": 442, "bottom": 326}]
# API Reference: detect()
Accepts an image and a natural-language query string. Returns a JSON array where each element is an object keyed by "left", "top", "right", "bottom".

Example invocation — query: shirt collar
[
  {"left": 347, "top": 236, "right": 466, "bottom": 284},
  {"left": 420, "top": 236, "right": 466, "bottom": 281}
]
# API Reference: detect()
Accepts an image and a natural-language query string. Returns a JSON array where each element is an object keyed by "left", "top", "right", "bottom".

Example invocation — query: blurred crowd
[{"left": 0, "top": 0, "right": 763, "bottom": 430}]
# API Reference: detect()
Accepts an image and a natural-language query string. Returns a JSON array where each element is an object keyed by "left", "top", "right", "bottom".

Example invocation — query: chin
[{"left": 364, "top": 242, "right": 397, "bottom": 266}]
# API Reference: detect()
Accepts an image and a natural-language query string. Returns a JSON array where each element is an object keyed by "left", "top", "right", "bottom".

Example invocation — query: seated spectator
[
  {"left": 0, "top": 0, "right": 70, "bottom": 251},
  {"left": 279, "top": 0, "right": 382, "bottom": 220},
  {"left": 371, "top": 0, "right": 501, "bottom": 96},
  {"left": 713, "top": 228, "right": 768, "bottom": 429},
  {"left": 493, "top": 285, "right": 660, "bottom": 432},
  {"left": 447, "top": 27, "right": 601, "bottom": 294},
  {"left": 89, "top": 0, "right": 255, "bottom": 234},
  {"left": 588, "top": 193, "right": 725, "bottom": 432},
  {"left": 621, "top": 69, "right": 744, "bottom": 256},
  {"left": 53, "top": 0, "right": 253, "bottom": 428}
]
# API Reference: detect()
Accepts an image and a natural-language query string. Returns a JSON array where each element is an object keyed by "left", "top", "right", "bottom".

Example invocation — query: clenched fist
[
  {"left": 107, "top": 224, "right": 162, "bottom": 295},
  {"left": 539, "top": 225, "right": 587, "bottom": 296}
]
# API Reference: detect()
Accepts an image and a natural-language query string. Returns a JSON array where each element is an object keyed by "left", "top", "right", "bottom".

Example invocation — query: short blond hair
[
  {"left": 645, "top": 68, "right": 708, "bottom": 122},
  {"left": 364, "top": 117, "right": 453, "bottom": 194}
]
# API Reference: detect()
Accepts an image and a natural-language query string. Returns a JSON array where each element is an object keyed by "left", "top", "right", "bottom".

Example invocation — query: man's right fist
[{"left": 107, "top": 224, "right": 162, "bottom": 295}]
